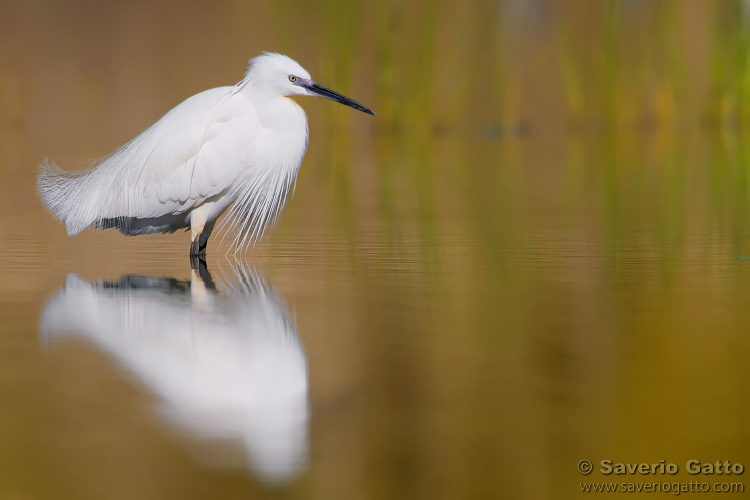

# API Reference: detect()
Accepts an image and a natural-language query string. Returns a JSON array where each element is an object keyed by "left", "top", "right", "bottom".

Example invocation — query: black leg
[
  {"left": 189, "top": 219, "right": 215, "bottom": 257},
  {"left": 189, "top": 235, "right": 208, "bottom": 257},
  {"left": 189, "top": 237, "right": 201, "bottom": 257}
]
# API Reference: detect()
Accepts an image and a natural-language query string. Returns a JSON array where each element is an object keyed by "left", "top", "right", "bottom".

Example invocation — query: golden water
[{"left": 1, "top": 1, "right": 749, "bottom": 499}]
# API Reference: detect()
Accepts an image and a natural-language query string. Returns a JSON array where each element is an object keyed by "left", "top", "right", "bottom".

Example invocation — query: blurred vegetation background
[
  {"left": 3, "top": 0, "right": 750, "bottom": 141},
  {"left": 3, "top": 0, "right": 750, "bottom": 255},
  {"left": 2, "top": 0, "right": 750, "bottom": 270}
]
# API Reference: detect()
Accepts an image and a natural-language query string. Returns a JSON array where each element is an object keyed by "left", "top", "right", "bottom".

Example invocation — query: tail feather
[{"left": 37, "top": 159, "right": 96, "bottom": 235}]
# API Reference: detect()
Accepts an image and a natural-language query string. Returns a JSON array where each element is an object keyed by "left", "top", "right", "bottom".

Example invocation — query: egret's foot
[{"left": 189, "top": 237, "right": 207, "bottom": 258}]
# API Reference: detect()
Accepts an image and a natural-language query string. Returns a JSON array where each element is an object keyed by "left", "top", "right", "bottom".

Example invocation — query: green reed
[{"left": 265, "top": 0, "right": 750, "bottom": 131}]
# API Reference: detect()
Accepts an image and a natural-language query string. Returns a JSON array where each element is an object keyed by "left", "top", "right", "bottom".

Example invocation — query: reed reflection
[{"left": 39, "top": 263, "right": 308, "bottom": 484}]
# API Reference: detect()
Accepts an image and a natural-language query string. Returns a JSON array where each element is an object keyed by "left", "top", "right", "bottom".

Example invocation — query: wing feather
[{"left": 38, "top": 85, "right": 258, "bottom": 234}]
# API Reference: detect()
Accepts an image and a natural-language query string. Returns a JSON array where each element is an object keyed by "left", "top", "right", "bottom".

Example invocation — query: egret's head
[
  {"left": 246, "top": 52, "right": 375, "bottom": 115},
  {"left": 246, "top": 53, "right": 310, "bottom": 96}
]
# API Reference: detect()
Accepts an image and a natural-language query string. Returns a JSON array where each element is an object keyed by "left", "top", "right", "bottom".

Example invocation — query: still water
[
  {"left": 1, "top": 1, "right": 749, "bottom": 497},
  {"left": 1, "top": 127, "right": 749, "bottom": 499}
]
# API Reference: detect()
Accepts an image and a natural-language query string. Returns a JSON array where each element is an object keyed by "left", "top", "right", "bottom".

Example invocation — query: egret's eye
[{"left": 289, "top": 75, "right": 297, "bottom": 83}]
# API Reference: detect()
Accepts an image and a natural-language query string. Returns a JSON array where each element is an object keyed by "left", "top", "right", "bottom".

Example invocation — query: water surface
[
  {"left": 1, "top": 129, "right": 749, "bottom": 499},
  {"left": 1, "top": 1, "right": 749, "bottom": 498}
]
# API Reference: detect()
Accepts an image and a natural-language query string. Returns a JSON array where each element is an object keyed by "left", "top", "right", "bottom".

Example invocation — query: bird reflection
[{"left": 39, "top": 261, "right": 308, "bottom": 484}]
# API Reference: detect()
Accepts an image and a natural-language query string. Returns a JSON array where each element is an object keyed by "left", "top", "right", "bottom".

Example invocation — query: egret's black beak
[{"left": 303, "top": 80, "right": 375, "bottom": 115}]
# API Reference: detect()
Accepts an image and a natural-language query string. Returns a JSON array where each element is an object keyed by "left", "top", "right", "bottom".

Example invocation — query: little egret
[{"left": 38, "top": 52, "right": 374, "bottom": 256}]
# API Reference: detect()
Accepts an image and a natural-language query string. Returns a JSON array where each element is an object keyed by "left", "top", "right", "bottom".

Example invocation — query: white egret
[{"left": 38, "top": 52, "right": 374, "bottom": 256}]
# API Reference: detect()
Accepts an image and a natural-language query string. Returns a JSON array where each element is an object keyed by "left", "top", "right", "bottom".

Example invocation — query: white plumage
[{"left": 38, "top": 52, "right": 374, "bottom": 255}]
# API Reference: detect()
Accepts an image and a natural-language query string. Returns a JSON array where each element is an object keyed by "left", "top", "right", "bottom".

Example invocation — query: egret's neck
[
  {"left": 244, "top": 87, "right": 308, "bottom": 131},
  {"left": 240, "top": 85, "right": 310, "bottom": 172}
]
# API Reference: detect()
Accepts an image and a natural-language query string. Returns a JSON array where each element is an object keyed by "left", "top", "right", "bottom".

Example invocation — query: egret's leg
[
  {"left": 195, "top": 220, "right": 216, "bottom": 254},
  {"left": 189, "top": 226, "right": 206, "bottom": 257},
  {"left": 190, "top": 230, "right": 211, "bottom": 256},
  {"left": 189, "top": 207, "right": 216, "bottom": 257}
]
